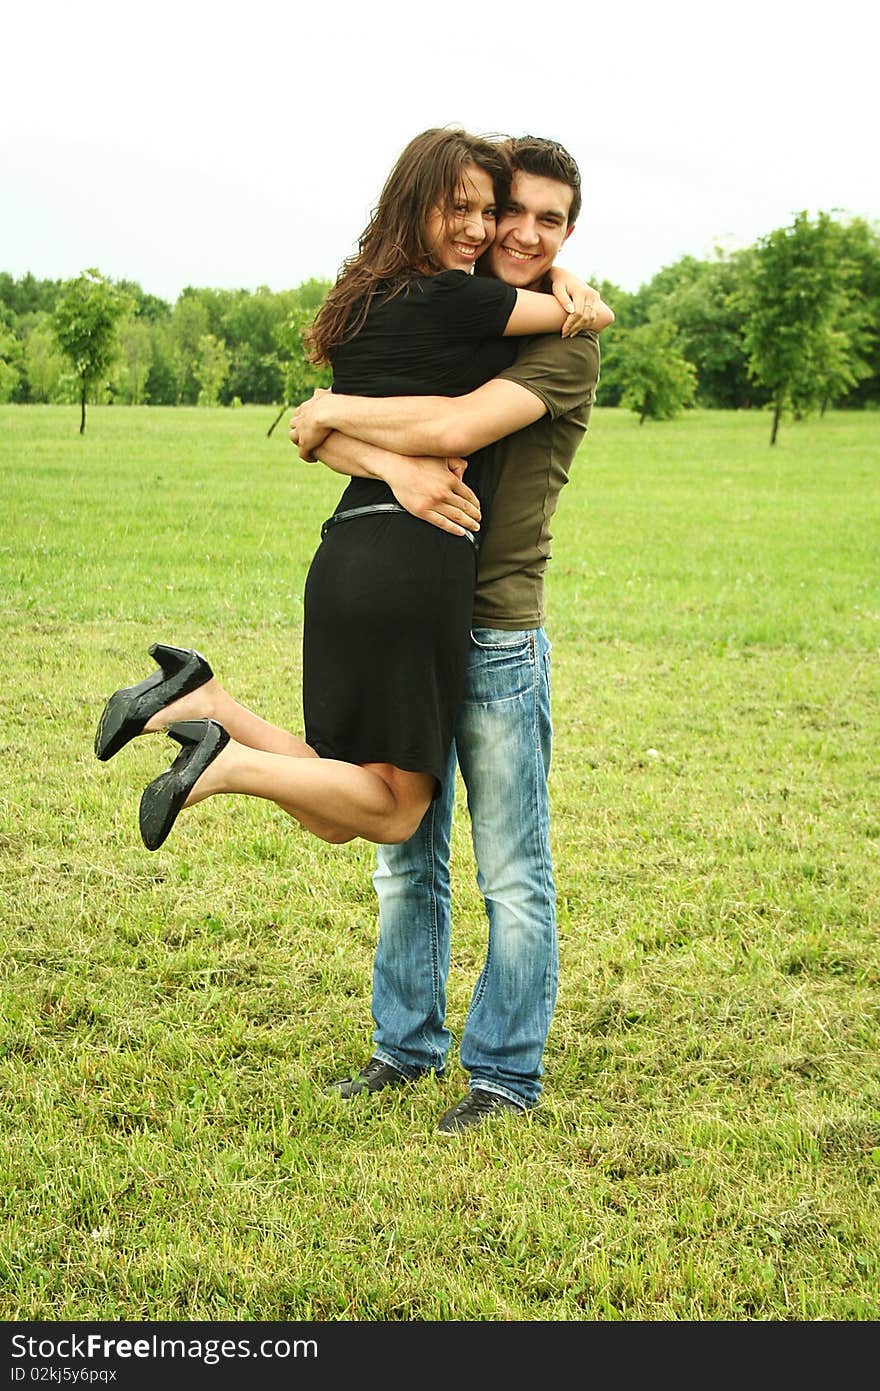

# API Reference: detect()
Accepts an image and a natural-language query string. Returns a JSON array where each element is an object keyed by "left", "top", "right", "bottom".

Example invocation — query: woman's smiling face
[{"left": 425, "top": 163, "right": 497, "bottom": 272}]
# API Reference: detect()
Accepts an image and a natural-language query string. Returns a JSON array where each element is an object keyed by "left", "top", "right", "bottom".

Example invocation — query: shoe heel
[
  {"left": 149, "top": 643, "right": 206, "bottom": 676},
  {"left": 167, "top": 719, "right": 213, "bottom": 748}
]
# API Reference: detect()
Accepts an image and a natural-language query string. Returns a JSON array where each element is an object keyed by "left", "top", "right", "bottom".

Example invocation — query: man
[{"left": 290, "top": 136, "right": 611, "bottom": 1133}]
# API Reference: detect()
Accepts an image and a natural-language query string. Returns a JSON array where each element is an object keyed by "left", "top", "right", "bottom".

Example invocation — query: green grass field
[{"left": 1, "top": 403, "right": 878, "bottom": 1321}]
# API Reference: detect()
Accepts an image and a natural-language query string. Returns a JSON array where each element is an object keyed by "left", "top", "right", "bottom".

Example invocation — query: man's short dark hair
[{"left": 507, "top": 135, "right": 582, "bottom": 226}]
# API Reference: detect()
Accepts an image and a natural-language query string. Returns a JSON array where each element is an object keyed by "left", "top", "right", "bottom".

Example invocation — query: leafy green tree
[
  {"left": 114, "top": 316, "right": 154, "bottom": 405},
  {"left": 51, "top": 269, "right": 131, "bottom": 432},
  {"left": 576, "top": 277, "right": 630, "bottom": 406},
  {"left": 828, "top": 216, "right": 880, "bottom": 409},
  {"left": 195, "top": 333, "right": 231, "bottom": 406},
  {"left": 0, "top": 323, "right": 23, "bottom": 402},
  {"left": 614, "top": 320, "right": 696, "bottom": 423},
  {"left": 599, "top": 254, "right": 755, "bottom": 410},
  {"left": 142, "top": 321, "right": 177, "bottom": 405},
  {"left": 738, "top": 211, "right": 866, "bottom": 444},
  {"left": 293, "top": 277, "right": 333, "bottom": 312},
  {"left": 0, "top": 272, "right": 60, "bottom": 318},
  {"left": 799, "top": 311, "right": 872, "bottom": 418},
  {"left": 654, "top": 256, "right": 756, "bottom": 408},
  {"left": 170, "top": 292, "right": 211, "bottom": 403},
  {"left": 624, "top": 255, "right": 706, "bottom": 329},
  {"left": 219, "top": 288, "right": 291, "bottom": 405},
  {"left": 268, "top": 304, "right": 331, "bottom": 436},
  {"left": 114, "top": 280, "right": 172, "bottom": 324},
  {"left": 23, "top": 320, "right": 67, "bottom": 402}
]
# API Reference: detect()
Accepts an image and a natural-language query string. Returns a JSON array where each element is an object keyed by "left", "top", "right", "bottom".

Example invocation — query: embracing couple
[{"left": 95, "top": 127, "right": 613, "bottom": 1134}]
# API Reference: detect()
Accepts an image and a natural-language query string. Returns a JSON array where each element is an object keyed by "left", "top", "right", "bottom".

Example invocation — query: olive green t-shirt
[{"left": 472, "top": 331, "right": 600, "bottom": 629}]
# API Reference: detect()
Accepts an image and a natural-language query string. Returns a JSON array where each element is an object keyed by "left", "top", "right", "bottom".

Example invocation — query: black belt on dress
[{"left": 321, "top": 502, "right": 477, "bottom": 547}]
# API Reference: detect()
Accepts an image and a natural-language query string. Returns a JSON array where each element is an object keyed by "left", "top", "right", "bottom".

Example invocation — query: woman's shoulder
[
  {"left": 410, "top": 270, "right": 517, "bottom": 325},
  {"left": 415, "top": 269, "right": 470, "bottom": 291},
  {"left": 412, "top": 269, "right": 505, "bottom": 298}
]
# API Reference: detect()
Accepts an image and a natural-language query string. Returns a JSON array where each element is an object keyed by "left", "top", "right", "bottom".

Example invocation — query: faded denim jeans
[{"left": 372, "top": 626, "right": 557, "bottom": 1107}]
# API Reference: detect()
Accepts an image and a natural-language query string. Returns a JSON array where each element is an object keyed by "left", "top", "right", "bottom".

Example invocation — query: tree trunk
[
  {"left": 80, "top": 381, "right": 87, "bottom": 435},
  {"left": 769, "top": 398, "right": 782, "bottom": 446},
  {"left": 267, "top": 404, "right": 288, "bottom": 438}
]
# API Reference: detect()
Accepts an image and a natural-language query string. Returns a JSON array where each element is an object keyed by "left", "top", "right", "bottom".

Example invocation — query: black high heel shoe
[
  {"left": 94, "top": 643, "right": 213, "bottom": 762},
  {"left": 139, "top": 719, "right": 230, "bottom": 851}
]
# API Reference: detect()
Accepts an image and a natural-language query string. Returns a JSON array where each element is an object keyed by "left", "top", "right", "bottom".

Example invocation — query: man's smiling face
[{"left": 485, "top": 169, "right": 575, "bottom": 289}]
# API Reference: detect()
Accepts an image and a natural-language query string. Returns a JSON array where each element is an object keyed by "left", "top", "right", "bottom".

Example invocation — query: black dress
[{"left": 302, "top": 270, "right": 517, "bottom": 790}]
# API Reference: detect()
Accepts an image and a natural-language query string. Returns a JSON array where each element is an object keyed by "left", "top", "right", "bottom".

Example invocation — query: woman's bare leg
[
  {"left": 177, "top": 738, "right": 434, "bottom": 845},
  {"left": 143, "top": 678, "right": 315, "bottom": 760}
]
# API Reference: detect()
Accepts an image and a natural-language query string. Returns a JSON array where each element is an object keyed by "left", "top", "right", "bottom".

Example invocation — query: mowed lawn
[{"left": 1, "top": 403, "right": 878, "bottom": 1321}]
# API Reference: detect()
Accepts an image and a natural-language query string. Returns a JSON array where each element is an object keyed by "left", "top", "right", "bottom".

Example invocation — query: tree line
[
  {"left": 0, "top": 273, "right": 332, "bottom": 433},
  {"left": 1, "top": 209, "right": 877, "bottom": 442},
  {"left": 593, "top": 211, "right": 878, "bottom": 442}
]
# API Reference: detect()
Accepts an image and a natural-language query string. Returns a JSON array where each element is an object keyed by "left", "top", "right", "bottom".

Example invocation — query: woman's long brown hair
[{"left": 306, "top": 127, "right": 510, "bottom": 366}]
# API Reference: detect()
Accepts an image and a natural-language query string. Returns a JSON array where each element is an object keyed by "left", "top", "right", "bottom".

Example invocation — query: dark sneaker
[
  {"left": 326, "top": 1057, "right": 417, "bottom": 1098},
  {"left": 437, "top": 1089, "right": 526, "bottom": 1134}
]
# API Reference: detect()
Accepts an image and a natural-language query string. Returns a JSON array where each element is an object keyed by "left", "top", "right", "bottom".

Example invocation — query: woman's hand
[
  {"left": 549, "top": 268, "right": 614, "bottom": 337},
  {"left": 289, "top": 387, "right": 333, "bottom": 461}
]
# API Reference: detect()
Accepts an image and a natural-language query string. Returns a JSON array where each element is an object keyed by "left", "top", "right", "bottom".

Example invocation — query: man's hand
[
  {"left": 289, "top": 387, "right": 333, "bottom": 461},
  {"left": 383, "top": 454, "right": 481, "bottom": 536}
]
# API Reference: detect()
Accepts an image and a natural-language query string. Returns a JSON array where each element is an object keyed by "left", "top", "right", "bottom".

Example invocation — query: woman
[{"left": 95, "top": 127, "right": 611, "bottom": 852}]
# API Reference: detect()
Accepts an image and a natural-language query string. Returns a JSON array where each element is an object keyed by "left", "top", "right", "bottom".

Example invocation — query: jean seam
[
  {"left": 535, "top": 633, "right": 556, "bottom": 1031},
  {"left": 416, "top": 798, "right": 444, "bottom": 1073},
  {"left": 469, "top": 631, "right": 533, "bottom": 654}
]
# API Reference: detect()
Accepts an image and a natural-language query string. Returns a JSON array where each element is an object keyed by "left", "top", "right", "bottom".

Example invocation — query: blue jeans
[{"left": 371, "top": 626, "right": 557, "bottom": 1107}]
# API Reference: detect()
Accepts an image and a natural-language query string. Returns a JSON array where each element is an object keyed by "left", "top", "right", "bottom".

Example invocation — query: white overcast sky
[{"left": 2, "top": 0, "right": 876, "bottom": 302}]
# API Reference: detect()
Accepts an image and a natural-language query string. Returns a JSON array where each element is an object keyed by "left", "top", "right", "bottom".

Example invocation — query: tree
[
  {"left": 625, "top": 255, "right": 706, "bottom": 329},
  {"left": 51, "top": 269, "right": 130, "bottom": 432},
  {"left": 653, "top": 255, "right": 756, "bottom": 409},
  {"left": 614, "top": 320, "right": 696, "bottom": 423},
  {"left": 114, "top": 316, "right": 154, "bottom": 404},
  {"left": 0, "top": 323, "right": 22, "bottom": 402},
  {"left": 114, "top": 279, "right": 172, "bottom": 324},
  {"left": 220, "top": 287, "right": 292, "bottom": 405},
  {"left": 292, "top": 277, "right": 333, "bottom": 312},
  {"left": 142, "top": 321, "right": 178, "bottom": 405},
  {"left": 194, "top": 333, "right": 231, "bottom": 406},
  {"left": 0, "top": 271, "right": 60, "bottom": 318},
  {"left": 170, "top": 292, "right": 211, "bottom": 404},
  {"left": 576, "top": 277, "right": 630, "bottom": 406},
  {"left": 267, "top": 301, "right": 331, "bottom": 437},
  {"left": 738, "top": 212, "right": 866, "bottom": 444},
  {"left": 22, "top": 320, "right": 67, "bottom": 402},
  {"left": 827, "top": 216, "right": 880, "bottom": 409}
]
